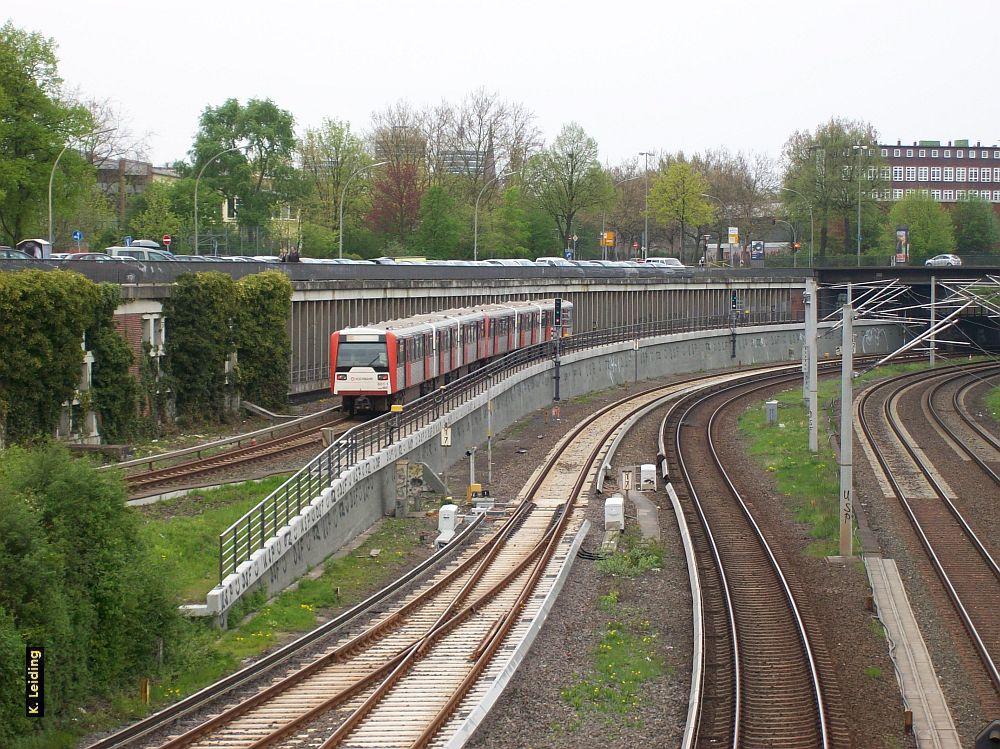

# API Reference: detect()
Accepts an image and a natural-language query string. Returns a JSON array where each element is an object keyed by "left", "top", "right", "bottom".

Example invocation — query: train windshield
[{"left": 337, "top": 341, "right": 388, "bottom": 368}]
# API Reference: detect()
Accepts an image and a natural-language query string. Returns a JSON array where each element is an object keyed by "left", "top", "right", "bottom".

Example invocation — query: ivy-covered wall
[
  {"left": 86, "top": 285, "right": 139, "bottom": 443},
  {"left": 236, "top": 271, "right": 292, "bottom": 410},
  {"left": 0, "top": 271, "right": 139, "bottom": 444},
  {"left": 162, "top": 272, "right": 239, "bottom": 422}
]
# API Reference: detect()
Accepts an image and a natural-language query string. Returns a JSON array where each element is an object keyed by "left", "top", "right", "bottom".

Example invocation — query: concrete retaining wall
[{"left": 206, "top": 320, "right": 904, "bottom": 620}]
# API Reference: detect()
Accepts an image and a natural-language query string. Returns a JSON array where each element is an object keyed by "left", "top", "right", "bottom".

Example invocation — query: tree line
[{"left": 2, "top": 21, "right": 997, "bottom": 262}]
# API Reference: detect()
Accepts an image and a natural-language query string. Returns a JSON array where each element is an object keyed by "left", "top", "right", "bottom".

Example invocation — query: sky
[{"left": 6, "top": 0, "right": 999, "bottom": 167}]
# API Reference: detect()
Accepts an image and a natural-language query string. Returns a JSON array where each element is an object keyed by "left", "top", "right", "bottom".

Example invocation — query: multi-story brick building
[{"left": 878, "top": 139, "right": 1000, "bottom": 214}]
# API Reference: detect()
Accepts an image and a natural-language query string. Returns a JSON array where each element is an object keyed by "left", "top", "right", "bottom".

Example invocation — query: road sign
[
  {"left": 162, "top": 234, "right": 172, "bottom": 246},
  {"left": 601, "top": 231, "right": 615, "bottom": 247},
  {"left": 563, "top": 248, "right": 572, "bottom": 260},
  {"left": 71, "top": 230, "right": 83, "bottom": 242},
  {"left": 632, "top": 241, "right": 639, "bottom": 250},
  {"left": 728, "top": 227, "right": 739, "bottom": 245},
  {"left": 123, "top": 235, "right": 133, "bottom": 247},
  {"left": 572, "top": 234, "right": 578, "bottom": 242}
]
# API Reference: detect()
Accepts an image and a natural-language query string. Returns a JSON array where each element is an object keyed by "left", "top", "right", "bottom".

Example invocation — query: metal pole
[
  {"left": 195, "top": 145, "right": 240, "bottom": 256},
  {"left": 806, "top": 277, "right": 819, "bottom": 452},
  {"left": 839, "top": 302, "right": 854, "bottom": 557},
  {"left": 468, "top": 447, "right": 476, "bottom": 489},
  {"left": 640, "top": 151, "right": 652, "bottom": 259},
  {"left": 855, "top": 146, "right": 864, "bottom": 267},
  {"left": 929, "top": 275, "right": 936, "bottom": 366},
  {"left": 48, "top": 144, "right": 69, "bottom": 246},
  {"left": 339, "top": 161, "right": 386, "bottom": 260},
  {"left": 473, "top": 170, "right": 512, "bottom": 262}
]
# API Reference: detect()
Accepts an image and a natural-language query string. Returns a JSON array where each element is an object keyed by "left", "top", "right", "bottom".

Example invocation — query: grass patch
[
  {"left": 147, "top": 516, "right": 428, "bottom": 704},
  {"left": 740, "top": 384, "right": 842, "bottom": 556},
  {"left": 596, "top": 528, "right": 663, "bottom": 578},
  {"left": 986, "top": 385, "right": 1000, "bottom": 423},
  {"left": 137, "top": 475, "right": 291, "bottom": 602},
  {"left": 864, "top": 666, "right": 883, "bottom": 679},
  {"left": 561, "top": 590, "right": 662, "bottom": 715}
]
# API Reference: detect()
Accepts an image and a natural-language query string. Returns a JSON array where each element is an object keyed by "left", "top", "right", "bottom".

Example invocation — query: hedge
[{"left": 236, "top": 272, "right": 292, "bottom": 410}]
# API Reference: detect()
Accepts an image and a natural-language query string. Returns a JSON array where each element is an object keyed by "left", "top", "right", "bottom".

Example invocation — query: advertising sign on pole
[{"left": 894, "top": 226, "right": 909, "bottom": 264}]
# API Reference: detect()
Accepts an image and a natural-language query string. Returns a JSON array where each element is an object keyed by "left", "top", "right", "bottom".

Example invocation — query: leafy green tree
[
  {"left": 412, "top": 186, "right": 462, "bottom": 257},
  {"left": 648, "top": 163, "right": 715, "bottom": 261},
  {"left": 525, "top": 123, "right": 613, "bottom": 250},
  {"left": 298, "top": 119, "right": 371, "bottom": 245},
  {"left": 128, "top": 181, "right": 184, "bottom": 243},
  {"left": 782, "top": 118, "right": 886, "bottom": 257},
  {"left": 950, "top": 197, "right": 1000, "bottom": 254},
  {"left": 882, "top": 192, "right": 955, "bottom": 263},
  {"left": 190, "top": 98, "right": 300, "bottom": 237},
  {"left": 484, "top": 186, "right": 532, "bottom": 258},
  {"left": 0, "top": 22, "right": 92, "bottom": 244}
]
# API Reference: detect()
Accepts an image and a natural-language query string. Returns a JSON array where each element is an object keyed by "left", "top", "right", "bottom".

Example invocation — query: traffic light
[
  {"left": 554, "top": 297, "right": 562, "bottom": 327},
  {"left": 731, "top": 291, "right": 738, "bottom": 310},
  {"left": 793, "top": 242, "right": 801, "bottom": 252}
]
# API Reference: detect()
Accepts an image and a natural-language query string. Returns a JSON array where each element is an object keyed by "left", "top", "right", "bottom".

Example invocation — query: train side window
[{"left": 397, "top": 340, "right": 405, "bottom": 364}]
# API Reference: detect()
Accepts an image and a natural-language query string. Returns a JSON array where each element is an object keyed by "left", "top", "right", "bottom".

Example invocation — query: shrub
[
  {"left": 236, "top": 272, "right": 292, "bottom": 409},
  {"left": 87, "top": 284, "right": 139, "bottom": 442}
]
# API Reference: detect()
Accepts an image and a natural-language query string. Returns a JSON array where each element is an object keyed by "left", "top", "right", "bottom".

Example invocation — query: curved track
[
  {"left": 663, "top": 370, "right": 846, "bottom": 749},
  {"left": 924, "top": 367, "right": 1000, "bottom": 486},
  {"left": 858, "top": 365, "right": 1000, "bottom": 694}
]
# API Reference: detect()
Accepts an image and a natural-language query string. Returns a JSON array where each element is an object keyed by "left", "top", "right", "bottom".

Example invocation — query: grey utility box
[{"left": 765, "top": 400, "right": 779, "bottom": 425}]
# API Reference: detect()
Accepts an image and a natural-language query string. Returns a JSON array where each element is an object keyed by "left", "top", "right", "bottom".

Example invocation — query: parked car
[
  {"left": 535, "top": 256, "right": 574, "bottom": 267},
  {"left": 0, "top": 248, "right": 33, "bottom": 259},
  {"left": 107, "top": 246, "right": 175, "bottom": 262},
  {"left": 64, "top": 252, "right": 126, "bottom": 262},
  {"left": 646, "top": 257, "right": 686, "bottom": 269},
  {"left": 924, "top": 254, "right": 962, "bottom": 267}
]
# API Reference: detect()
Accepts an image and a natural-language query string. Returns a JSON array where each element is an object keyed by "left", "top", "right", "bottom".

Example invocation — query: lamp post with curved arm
[
  {"left": 48, "top": 128, "right": 114, "bottom": 246},
  {"left": 194, "top": 146, "right": 242, "bottom": 255},
  {"left": 781, "top": 186, "right": 814, "bottom": 268},
  {"left": 339, "top": 161, "right": 386, "bottom": 259},
  {"left": 773, "top": 218, "right": 797, "bottom": 267},
  {"left": 473, "top": 170, "right": 513, "bottom": 261}
]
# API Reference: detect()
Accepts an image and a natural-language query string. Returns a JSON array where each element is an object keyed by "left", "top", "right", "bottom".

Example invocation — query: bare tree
[{"left": 71, "top": 94, "right": 149, "bottom": 165}]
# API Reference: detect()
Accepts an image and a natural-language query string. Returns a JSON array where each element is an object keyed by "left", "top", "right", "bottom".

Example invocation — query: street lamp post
[
  {"left": 700, "top": 193, "right": 725, "bottom": 266},
  {"left": 774, "top": 218, "right": 796, "bottom": 266},
  {"left": 639, "top": 151, "right": 653, "bottom": 259},
  {"left": 780, "top": 186, "right": 814, "bottom": 268},
  {"left": 602, "top": 174, "right": 642, "bottom": 261},
  {"left": 852, "top": 144, "right": 868, "bottom": 267},
  {"left": 48, "top": 128, "right": 114, "bottom": 246},
  {"left": 474, "top": 170, "right": 513, "bottom": 261},
  {"left": 339, "top": 161, "right": 387, "bottom": 259},
  {"left": 195, "top": 146, "right": 242, "bottom": 256}
]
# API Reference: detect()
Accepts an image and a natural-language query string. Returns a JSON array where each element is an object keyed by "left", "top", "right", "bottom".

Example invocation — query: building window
[
  {"left": 994, "top": 190, "right": 1000, "bottom": 202},
  {"left": 906, "top": 189, "right": 916, "bottom": 196},
  {"left": 994, "top": 168, "right": 1000, "bottom": 181},
  {"left": 944, "top": 167, "right": 954, "bottom": 180},
  {"left": 918, "top": 149, "right": 926, "bottom": 157},
  {"left": 893, "top": 148, "right": 901, "bottom": 157},
  {"left": 881, "top": 166, "right": 891, "bottom": 179},
  {"left": 970, "top": 150, "right": 976, "bottom": 159},
  {"left": 906, "top": 149, "right": 913, "bottom": 157},
  {"left": 944, "top": 149, "right": 951, "bottom": 157},
  {"left": 918, "top": 167, "right": 929, "bottom": 181},
  {"left": 969, "top": 168, "right": 979, "bottom": 181},
  {"left": 905, "top": 167, "right": 917, "bottom": 181},
  {"left": 892, "top": 166, "right": 904, "bottom": 180},
  {"left": 881, "top": 148, "right": 888, "bottom": 157},
  {"left": 921, "top": 189, "right": 929, "bottom": 196},
  {"left": 931, "top": 149, "right": 939, "bottom": 158},
  {"left": 994, "top": 151, "right": 1000, "bottom": 158},
  {"left": 957, "top": 150, "right": 964, "bottom": 158},
  {"left": 943, "top": 190, "right": 954, "bottom": 201},
  {"left": 931, "top": 167, "right": 941, "bottom": 181},
  {"left": 969, "top": 189, "right": 978, "bottom": 198},
  {"left": 957, "top": 189, "right": 966, "bottom": 200},
  {"left": 893, "top": 189, "right": 903, "bottom": 200},
  {"left": 883, "top": 189, "right": 892, "bottom": 200},
  {"left": 956, "top": 167, "right": 967, "bottom": 181},
  {"left": 983, "top": 150, "right": 989, "bottom": 158},
  {"left": 931, "top": 189, "right": 941, "bottom": 200},
  {"left": 983, "top": 169, "right": 992, "bottom": 183}
]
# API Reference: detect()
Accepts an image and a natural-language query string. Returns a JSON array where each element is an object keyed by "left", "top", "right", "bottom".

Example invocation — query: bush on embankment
[{"left": 0, "top": 443, "right": 177, "bottom": 744}]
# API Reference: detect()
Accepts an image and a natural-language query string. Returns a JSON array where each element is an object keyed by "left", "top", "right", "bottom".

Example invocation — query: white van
[
  {"left": 646, "top": 257, "right": 686, "bottom": 269},
  {"left": 107, "top": 246, "right": 175, "bottom": 262}
]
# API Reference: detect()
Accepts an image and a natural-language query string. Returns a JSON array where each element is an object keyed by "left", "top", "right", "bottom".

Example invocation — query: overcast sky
[{"left": 7, "top": 0, "right": 998, "bottom": 166}]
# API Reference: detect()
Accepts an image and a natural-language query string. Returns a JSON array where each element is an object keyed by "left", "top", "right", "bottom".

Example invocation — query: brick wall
[{"left": 113, "top": 313, "right": 144, "bottom": 379}]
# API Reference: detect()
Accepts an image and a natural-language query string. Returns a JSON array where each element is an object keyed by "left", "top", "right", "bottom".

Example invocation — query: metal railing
[{"left": 217, "top": 310, "right": 802, "bottom": 581}]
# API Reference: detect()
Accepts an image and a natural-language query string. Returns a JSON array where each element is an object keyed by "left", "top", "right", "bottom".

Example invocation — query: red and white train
[{"left": 330, "top": 299, "right": 573, "bottom": 413}]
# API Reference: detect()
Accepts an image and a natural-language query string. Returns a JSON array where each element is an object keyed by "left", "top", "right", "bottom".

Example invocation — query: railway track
[
  {"left": 103, "top": 372, "right": 760, "bottom": 749},
  {"left": 857, "top": 365, "right": 1000, "bottom": 695},
  {"left": 125, "top": 417, "right": 352, "bottom": 498},
  {"left": 924, "top": 367, "right": 1000, "bottom": 485},
  {"left": 661, "top": 366, "right": 853, "bottom": 749}
]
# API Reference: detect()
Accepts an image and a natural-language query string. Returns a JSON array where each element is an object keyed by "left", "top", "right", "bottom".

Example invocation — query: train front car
[{"left": 330, "top": 328, "right": 396, "bottom": 413}]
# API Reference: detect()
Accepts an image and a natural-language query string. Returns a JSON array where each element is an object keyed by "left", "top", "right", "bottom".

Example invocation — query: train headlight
[
  {"left": 377, "top": 373, "right": 389, "bottom": 381},
  {"left": 335, "top": 373, "right": 347, "bottom": 381}
]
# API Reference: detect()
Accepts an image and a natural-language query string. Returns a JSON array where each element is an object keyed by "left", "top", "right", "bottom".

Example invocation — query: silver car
[{"left": 924, "top": 254, "right": 962, "bottom": 267}]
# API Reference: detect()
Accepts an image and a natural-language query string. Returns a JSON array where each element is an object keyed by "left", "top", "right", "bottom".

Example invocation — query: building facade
[{"left": 878, "top": 140, "right": 1000, "bottom": 213}]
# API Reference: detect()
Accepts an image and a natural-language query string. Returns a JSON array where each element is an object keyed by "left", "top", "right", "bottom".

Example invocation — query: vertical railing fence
[{"left": 218, "top": 310, "right": 803, "bottom": 580}]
